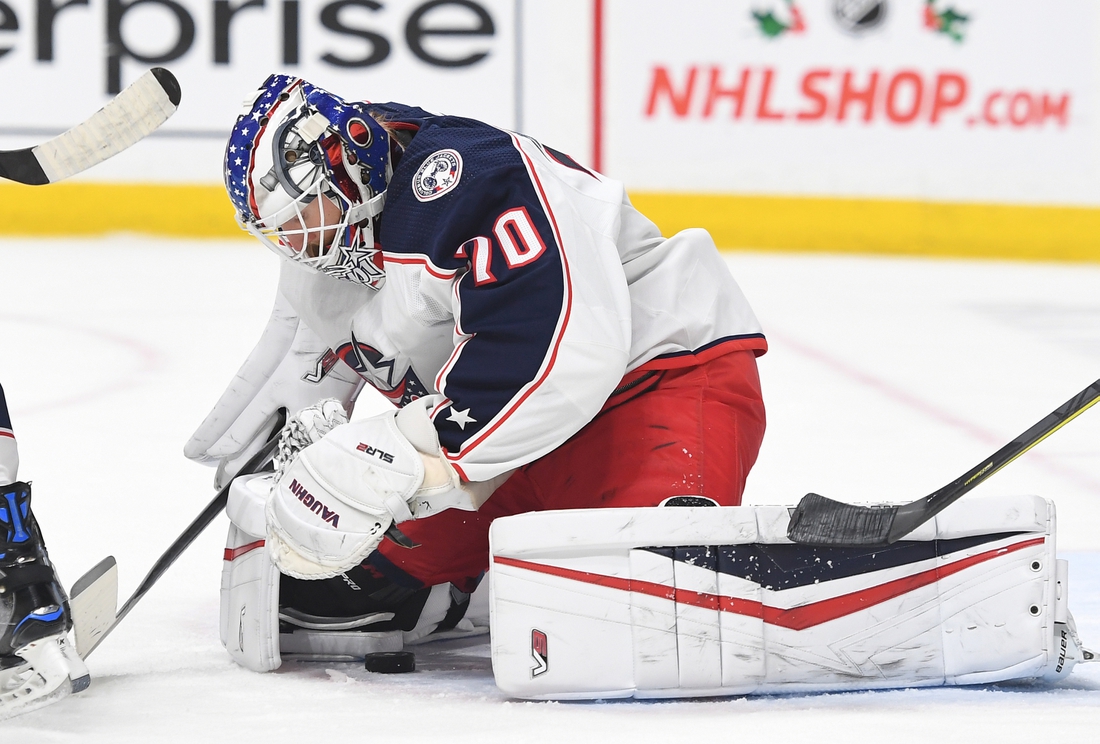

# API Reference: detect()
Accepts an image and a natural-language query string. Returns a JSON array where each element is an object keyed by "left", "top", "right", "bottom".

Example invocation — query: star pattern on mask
[
  {"left": 225, "top": 77, "right": 297, "bottom": 218},
  {"left": 321, "top": 240, "right": 385, "bottom": 288}
]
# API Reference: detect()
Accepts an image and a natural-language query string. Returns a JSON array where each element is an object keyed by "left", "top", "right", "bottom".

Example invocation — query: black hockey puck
[{"left": 364, "top": 651, "right": 415, "bottom": 674}]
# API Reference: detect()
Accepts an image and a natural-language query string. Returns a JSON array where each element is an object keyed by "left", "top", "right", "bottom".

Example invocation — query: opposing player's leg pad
[{"left": 489, "top": 494, "right": 1083, "bottom": 700}]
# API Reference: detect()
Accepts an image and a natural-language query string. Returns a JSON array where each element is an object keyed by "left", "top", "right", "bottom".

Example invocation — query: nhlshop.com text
[{"left": 646, "top": 65, "right": 1071, "bottom": 130}]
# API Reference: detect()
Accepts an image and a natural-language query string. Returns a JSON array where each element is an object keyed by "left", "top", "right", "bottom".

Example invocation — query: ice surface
[{"left": 1, "top": 238, "right": 1097, "bottom": 741}]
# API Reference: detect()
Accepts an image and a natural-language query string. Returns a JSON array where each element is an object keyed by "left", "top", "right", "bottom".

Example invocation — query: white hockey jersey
[
  {"left": 276, "top": 104, "right": 767, "bottom": 483},
  {"left": 1, "top": 383, "right": 17, "bottom": 484}
]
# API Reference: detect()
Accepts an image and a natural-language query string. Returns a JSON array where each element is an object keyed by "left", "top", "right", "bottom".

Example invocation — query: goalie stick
[
  {"left": 69, "top": 556, "right": 118, "bottom": 658},
  {"left": 0, "top": 68, "right": 180, "bottom": 185},
  {"left": 71, "top": 410, "right": 287, "bottom": 659},
  {"left": 787, "top": 377, "right": 1100, "bottom": 547}
]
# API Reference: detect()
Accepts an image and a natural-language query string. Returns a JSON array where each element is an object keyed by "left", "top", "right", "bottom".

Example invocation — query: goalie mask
[{"left": 225, "top": 74, "right": 391, "bottom": 290}]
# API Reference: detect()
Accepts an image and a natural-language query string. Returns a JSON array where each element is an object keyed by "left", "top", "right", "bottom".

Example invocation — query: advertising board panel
[{"left": 605, "top": 0, "right": 1098, "bottom": 206}]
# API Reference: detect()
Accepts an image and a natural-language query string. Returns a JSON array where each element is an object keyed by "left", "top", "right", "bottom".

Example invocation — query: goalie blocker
[{"left": 489, "top": 493, "right": 1095, "bottom": 700}]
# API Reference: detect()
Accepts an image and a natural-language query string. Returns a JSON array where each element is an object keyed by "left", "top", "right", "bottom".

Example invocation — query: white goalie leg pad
[
  {"left": 221, "top": 473, "right": 411, "bottom": 667},
  {"left": 221, "top": 473, "right": 282, "bottom": 672},
  {"left": 490, "top": 493, "right": 1092, "bottom": 700}
]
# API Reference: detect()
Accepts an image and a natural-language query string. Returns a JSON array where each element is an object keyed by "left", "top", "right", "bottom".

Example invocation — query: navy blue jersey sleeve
[
  {"left": 377, "top": 116, "right": 571, "bottom": 461},
  {"left": 0, "top": 383, "right": 12, "bottom": 435},
  {"left": 1, "top": 381, "right": 17, "bottom": 483}
]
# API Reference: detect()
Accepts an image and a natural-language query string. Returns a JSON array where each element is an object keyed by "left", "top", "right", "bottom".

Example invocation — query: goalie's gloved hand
[
  {"left": 183, "top": 272, "right": 362, "bottom": 490},
  {"left": 273, "top": 398, "right": 349, "bottom": 482},
  {"left": 265, "top": 398, "right": 482, "bottom": 580}
]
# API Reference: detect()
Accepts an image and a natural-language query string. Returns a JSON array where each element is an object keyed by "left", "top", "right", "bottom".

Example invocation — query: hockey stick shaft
[
  {"left": 923, "top": 379, "right": 1100, "bottom": 514},
  {"left": 0, "top": 68, "right": 180, "bottom": 185},
  {"left": 82, "top": 411, "right": 285, "bottom": 658},
  {"left": 787, "top": 377, "right": 1100, "bottom": 547}
]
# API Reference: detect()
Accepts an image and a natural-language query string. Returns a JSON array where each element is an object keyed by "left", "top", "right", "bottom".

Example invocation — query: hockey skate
[{"left": 1, "top": 481, "right": 89, "bottom": 720}]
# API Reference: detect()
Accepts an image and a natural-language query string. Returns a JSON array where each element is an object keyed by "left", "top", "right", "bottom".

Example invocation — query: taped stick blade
[
  {"left": 70, "top": 556, "right": 119, "bottom": 659},
  {"left": 30, "top": 68, "right": 179, "bottom": 183},
  {"left": 786, "top": 493, "right": 898, "bottom": 547}
]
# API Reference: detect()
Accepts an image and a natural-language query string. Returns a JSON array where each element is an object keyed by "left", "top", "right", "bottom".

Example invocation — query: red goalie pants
[{"left": 371, "top": 348, "right": 767, "bottom": 592}]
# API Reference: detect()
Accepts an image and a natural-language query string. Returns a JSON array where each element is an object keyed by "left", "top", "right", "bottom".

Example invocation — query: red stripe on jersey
[
  {"left": 442, "top": 135, "right": 574, "bottom": 464},
  {"left": 430, "top": 397, "right": 452, "bottom": 420},
  {"left": 433, "top": 283, "right": 466, "bottom": 395},
  {"left": 494, "top": 536, "right": 1045, "bottom": 630},
  {"left": 0, "top": 429, "right": 14, "bottom": 439},
  {"left": 636, "top": 336, "right": 769, "bottom": 372},
  {"left": 377, "top": 378, "right": 408, "bottom": 403},
  {"left": 434, "top": 328, "right": 474, "bottom": 394},
  {"left": 224, "top": 539, "right": 266, "bottom": 562},
  {"left": 382, "top": 252, "right": 460, "bottom": 280}
]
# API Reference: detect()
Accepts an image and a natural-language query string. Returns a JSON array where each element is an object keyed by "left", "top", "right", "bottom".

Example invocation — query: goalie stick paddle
[
  {"left": 77, "top": 409, "right": 286, "bottom": 659},
  {"left": 0, "top": 67, "right": 180, "bottom": 185},
  {"left": 787, "top": 377, "right": 1100, "bottom": 547},
  {"left": 69, "top": 556, "right": 119, "bottom": 659}
]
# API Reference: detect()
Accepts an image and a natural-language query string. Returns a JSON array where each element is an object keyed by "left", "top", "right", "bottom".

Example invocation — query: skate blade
[
  {"left": 61, "top": 637, "right": 91, "bottom": 693},
  {"left": 0, "top": 635, "right": 89, "bottom": 721}
]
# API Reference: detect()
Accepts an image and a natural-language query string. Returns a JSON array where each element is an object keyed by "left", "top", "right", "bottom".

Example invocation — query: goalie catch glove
[
  {"left": 184, "top": 265, "right": 363, "bottom": 489},
  {"left": 265, "top": 397, "right": 498, "bottom": 580},
  {"left": 273, "top": 398, "right": 349, "bottom": 483}
]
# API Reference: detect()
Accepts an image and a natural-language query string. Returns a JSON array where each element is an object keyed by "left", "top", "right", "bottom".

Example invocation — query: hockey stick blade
[
  {"left": 69, "top": 556, "right": 119, "bottom": 659},
  {"left": 788, "top": 377, "right": 1100, "bottom": 547},
  {"left": 786, "top": 494, "right": 897, "bottom": 546},
  {"left": 0, "top": 68, "right": 180, "bottom": 185},
  {"left": 81, "top": 409, "right": 286, "bottom": 659}
]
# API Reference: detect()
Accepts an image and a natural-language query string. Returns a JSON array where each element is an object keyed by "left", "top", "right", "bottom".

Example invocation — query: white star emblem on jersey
[{"left": 446, "top": 407, "right": 476, "bottom": 430}]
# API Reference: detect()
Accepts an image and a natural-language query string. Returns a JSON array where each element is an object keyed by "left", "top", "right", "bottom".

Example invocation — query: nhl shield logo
[
  {"left": 834, "top": 0, "right": 887, "bottom": 35},
  {"left": 413, "top": 149, "right": 463, "bottom": 202}
]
